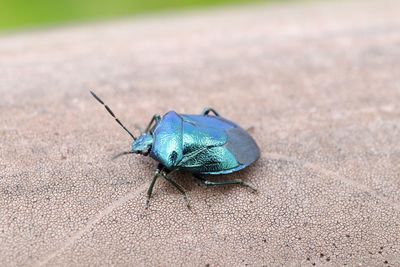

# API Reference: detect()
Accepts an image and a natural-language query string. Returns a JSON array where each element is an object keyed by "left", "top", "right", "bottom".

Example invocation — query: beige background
[{"left": 1, "top": 0, "right": 399, "bottom": 266}]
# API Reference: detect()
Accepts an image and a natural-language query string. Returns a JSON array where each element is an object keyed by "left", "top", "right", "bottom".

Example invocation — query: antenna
[{"left": 90, "top": 91, "right": 136, "bottom": 140}]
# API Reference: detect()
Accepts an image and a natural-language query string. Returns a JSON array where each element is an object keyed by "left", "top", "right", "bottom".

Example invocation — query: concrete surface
[{"left": 1, "top": 0, "right": 400, "bottom": 266}]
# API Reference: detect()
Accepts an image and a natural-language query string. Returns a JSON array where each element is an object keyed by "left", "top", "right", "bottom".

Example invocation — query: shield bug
[{"left": 90, "top": 91, "right": 260, "bottom": 208}]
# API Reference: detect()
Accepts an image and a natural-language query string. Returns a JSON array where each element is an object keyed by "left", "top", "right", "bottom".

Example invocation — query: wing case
[{"left": 150, "top": 112, "right": 259, "bottom": 174}]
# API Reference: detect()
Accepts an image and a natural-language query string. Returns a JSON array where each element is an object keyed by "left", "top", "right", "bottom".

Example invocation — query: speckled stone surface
[{"left": 1, "top": 0, "right": 400, "bottom": 266}]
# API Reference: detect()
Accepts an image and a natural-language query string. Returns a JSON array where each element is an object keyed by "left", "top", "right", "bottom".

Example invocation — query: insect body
[{"left": 91, "top": 91, "right": 260, "bottom": 208}]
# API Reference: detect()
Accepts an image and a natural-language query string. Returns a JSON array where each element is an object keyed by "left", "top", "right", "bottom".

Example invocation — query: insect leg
[
  {"left": 201, "top": 107, "right": 220, "bottom": 116},
  {"left": 159, "top": 172, "right": 190, "bottom": 208},
  {"left": 193, "top": 174, "right": 257, "bottom": 192},
  {"left": 145, "top": 164, "right": 163, "bottom": 209},
  {"left": 144, "top": 114, "right": 161, "bottom": 133}
]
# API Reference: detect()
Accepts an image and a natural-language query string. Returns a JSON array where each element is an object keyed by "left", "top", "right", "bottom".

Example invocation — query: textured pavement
[{"left": 1, "top": 0, "right": 400, "bottom": 266}]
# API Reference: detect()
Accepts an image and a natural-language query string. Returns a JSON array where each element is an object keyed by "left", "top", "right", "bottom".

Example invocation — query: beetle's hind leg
[
  {"left": 193, "top": 174, "right": 257, "bottom": 192},
  {"left": 159, "top": 172, "right": 190, "bottom": 208},
  {"left": 202, "top": 107, "right": 220, "bottom": 116}
]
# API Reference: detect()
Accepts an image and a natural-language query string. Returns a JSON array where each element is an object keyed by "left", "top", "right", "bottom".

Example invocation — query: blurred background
[{"left": 0, "top": 0, "right": 289, "bottom": 31}]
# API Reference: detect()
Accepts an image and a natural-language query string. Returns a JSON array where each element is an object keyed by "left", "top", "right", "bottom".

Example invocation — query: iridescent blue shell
[{"left": 149, "top": 111, "right": 260, "bottom": 175}]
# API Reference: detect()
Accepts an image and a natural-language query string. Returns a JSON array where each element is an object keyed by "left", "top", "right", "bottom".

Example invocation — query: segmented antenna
[{"left": 90, "top": 91, "right": 136, "bottom": 140}]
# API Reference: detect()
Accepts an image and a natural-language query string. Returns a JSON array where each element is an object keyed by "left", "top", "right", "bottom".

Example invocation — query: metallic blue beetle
[{"left": 91, "top": 91, "right": 260, "bottom": 208}]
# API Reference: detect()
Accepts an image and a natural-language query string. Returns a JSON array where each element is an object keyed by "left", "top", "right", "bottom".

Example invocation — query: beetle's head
[{"left": 131, "top": 134, "right": 153, "bottom": 156}]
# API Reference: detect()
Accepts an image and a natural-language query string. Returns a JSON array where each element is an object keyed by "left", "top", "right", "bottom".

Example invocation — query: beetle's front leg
[
  {"left": 144, "top": 114, "right": 161, "bottom": 133},
  {"left": 145, "top": 164, "right": 163, "bottom": 209}
]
